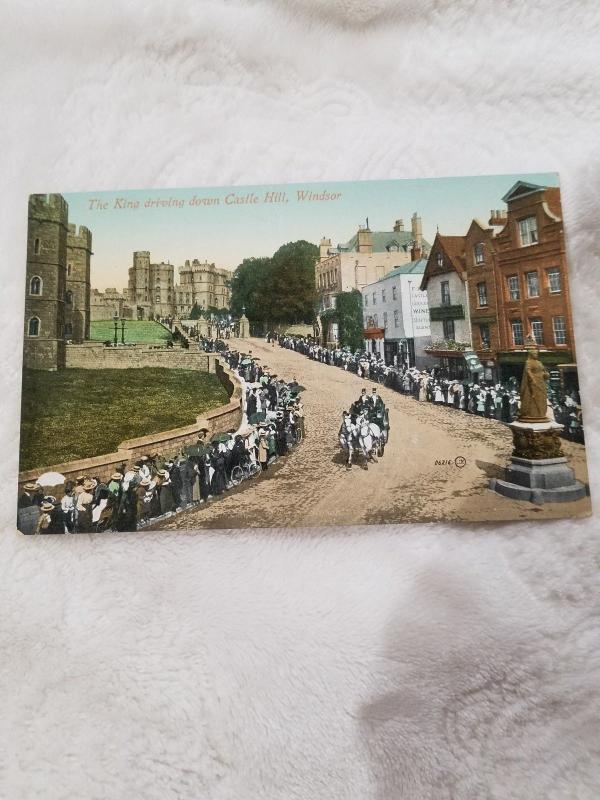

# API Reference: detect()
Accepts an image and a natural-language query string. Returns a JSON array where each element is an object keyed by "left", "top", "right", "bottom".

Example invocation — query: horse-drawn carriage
[{"left": 338, "top": 405, "right": 389, "bottom": 470}]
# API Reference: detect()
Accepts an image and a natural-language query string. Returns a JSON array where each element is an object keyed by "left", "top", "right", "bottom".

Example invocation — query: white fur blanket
[{"left": 1, "top": 1, "right": 599, "bottom": 797}]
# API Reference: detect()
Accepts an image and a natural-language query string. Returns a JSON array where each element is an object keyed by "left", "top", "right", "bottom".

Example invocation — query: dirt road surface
[{"left": 153, "top": 337, "right": 591, "bottom": 530}]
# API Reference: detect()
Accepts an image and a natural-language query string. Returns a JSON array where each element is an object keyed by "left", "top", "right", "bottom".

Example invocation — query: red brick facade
[{"left": 493, "top": 182, "right": 575, "bottom": 380}]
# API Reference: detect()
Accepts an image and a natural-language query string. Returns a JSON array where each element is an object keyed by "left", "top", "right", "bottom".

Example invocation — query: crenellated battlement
[
  {"left": 67, "top": 223, "right": 92, "bottom": 250},
  {"left": 28, "top": 193, "right": 69, "bottom": 225}
]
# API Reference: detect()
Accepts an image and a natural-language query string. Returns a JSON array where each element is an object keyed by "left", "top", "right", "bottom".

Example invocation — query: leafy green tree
[
  {"left": 189, "top": 302, "right": 202, "bottom": 320},
  {"left": 335, "top": 290, "right": 364, "bottom": 350}
]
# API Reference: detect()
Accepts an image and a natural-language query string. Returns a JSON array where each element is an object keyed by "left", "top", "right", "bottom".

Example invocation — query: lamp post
[
  {"left": 121, "top": 317, "right": 126, "bottom": 345},
  {"left": 113, "top": 312, "right": 119, "bottom": 346}
]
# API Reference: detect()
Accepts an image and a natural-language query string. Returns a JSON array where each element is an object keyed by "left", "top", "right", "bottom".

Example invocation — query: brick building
[
  {"left": 492, "top": 181, "right": 575, "bottom": 382},
  {"left": 464, "top": 218, "right": 500, "bottom": 380},
  {"left": 23, "top": 194, "right": 92, "bottom": 370}
]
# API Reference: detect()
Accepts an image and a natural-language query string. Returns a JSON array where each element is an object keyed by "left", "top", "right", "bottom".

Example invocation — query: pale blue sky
[{"left": 63, "top": 173, "right": 560, "bottom": 291}]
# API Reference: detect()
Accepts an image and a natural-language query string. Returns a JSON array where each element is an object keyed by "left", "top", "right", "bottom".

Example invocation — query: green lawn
[
  {"left": 20, "top": 368, "right": 229, "bottom": 471},
  {"left": 90, "top": 320, "right": 172, "bottom": 345}
]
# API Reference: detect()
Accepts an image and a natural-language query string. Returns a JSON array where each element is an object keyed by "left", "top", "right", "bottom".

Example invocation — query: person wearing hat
[
  {"left": 18, "top": 481, "right": 41, "bottom": 509},
  {"left": 36, "top": 501, "right": 55, "bottom": 534},
  {"left": 108, "top": 472, "right": 123, "bottom": 497},
  {"left": 61, "top": 481, "right": 77, "bottom": 533},
  {"left": 258, "top": 429, "right": 269, "bottom": 471},
  {"left": 76, "top": 480, "right": 95, "bottom": 533},
  {"left": 136, "top": 477, "right": 152, "bottom": 523},
  {"left": 157, "top": 469, "right": 175, "bottom": 515}
]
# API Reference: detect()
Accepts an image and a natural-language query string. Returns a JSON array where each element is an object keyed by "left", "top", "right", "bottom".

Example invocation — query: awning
[{"left": 363, "top": 327, "right": 385, "bottom": 340}]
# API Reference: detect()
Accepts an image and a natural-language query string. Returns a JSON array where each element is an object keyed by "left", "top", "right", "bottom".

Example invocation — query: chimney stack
[
  {"left": 393, "top": 218, "right": 404, "bottom": 233},
  {"left": 411, "top": 243, "right": 422, "bottom": 261},
  {"left": 411, "top": 212, "right": 423, "bottom": 248},
  {"left": 357, "top": 225, "right": 373, "bottom": 254}
]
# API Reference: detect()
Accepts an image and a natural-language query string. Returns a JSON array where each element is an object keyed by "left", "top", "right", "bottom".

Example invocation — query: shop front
[{"left": 497, "top": 349, "right": 574, "bottom": 384}]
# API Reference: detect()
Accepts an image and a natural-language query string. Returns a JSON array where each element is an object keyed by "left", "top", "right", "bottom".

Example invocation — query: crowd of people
[
  {"left": 279, "top": 335, "right": 584, "bottom": 442},
  {"left": 18, "top": 345, "right": 303, "bottom": 535}
]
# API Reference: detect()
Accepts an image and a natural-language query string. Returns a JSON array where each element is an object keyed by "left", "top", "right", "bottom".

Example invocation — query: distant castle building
[
  {"left": 24, "top": 194, "right": 92, "bottom": 370},
  {"left": 90, "top": 287, "right": 134, "bottom": 321},
  {"left": 127, "top": 252, "right": 231, "bottom": 319}
]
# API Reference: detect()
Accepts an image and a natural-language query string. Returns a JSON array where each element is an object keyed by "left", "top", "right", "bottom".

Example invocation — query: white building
[{"left": 361, "top": 258, "right": 434, "bottom": 367}]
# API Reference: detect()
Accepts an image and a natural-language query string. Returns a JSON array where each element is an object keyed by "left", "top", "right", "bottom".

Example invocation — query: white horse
[
  {"left": 339, "top": 415, "right": 360, "bottom": 469},
  {"left": 356, "top": 414, "right": 383, "bottom": 463}
]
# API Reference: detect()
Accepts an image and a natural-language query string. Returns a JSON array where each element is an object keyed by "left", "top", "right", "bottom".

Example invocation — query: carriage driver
[{"left": 368, "top": 386, "right": 386, "bottom": 424}]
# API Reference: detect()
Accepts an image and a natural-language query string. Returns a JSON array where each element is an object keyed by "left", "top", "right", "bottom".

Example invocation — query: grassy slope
[
  {"left": 89, "top": 320, "right": 172, "bottom": 344},
  {"left": 20, "top": 368, "right": 229, "bottom": 471}
]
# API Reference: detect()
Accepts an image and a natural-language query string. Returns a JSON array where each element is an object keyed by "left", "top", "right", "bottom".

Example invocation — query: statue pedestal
[
  {"left": 490, "top": 420, "right": 587, "bottom": 505},
  {"left": 238, "top": 314, "right": 250, "bottom": 339}
]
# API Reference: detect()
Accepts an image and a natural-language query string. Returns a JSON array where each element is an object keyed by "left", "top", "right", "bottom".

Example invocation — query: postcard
[{"left": 17, "top": 175, "right": 591, "bottom": 534}]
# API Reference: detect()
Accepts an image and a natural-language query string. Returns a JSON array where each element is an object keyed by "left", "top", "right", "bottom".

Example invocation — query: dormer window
[
  {"left": 474, "top": 243, "right": 484, "bottom": 264},
  {"left": 437, "top": 252, "right": 444, "bottom": 268}
]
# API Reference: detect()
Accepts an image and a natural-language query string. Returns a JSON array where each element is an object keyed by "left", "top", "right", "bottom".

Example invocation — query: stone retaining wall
[
  {"left": 18, "top": 357, "right": 243, "bottom": 496},
  {"left": 65, "top": 342, "right": 213, "bottom": 372}
]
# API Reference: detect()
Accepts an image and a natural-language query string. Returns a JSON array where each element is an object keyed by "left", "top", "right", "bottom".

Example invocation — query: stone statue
[{"left": 518, "top": 337, "right": 549, "bottom": 423}]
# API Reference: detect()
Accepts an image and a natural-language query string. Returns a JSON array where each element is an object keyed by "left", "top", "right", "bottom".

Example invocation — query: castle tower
[
  {"left": 66, "top": 223, "right": 92, "bottom": 341},
  {"left": 23, "top": 194, "right": 69, "bottom": 370},
  {"left": 128, "top": 251, "right": 151, "bottom": 319},
  {"left": 149, "top": 260, "right": 175, "bottom": 318}
]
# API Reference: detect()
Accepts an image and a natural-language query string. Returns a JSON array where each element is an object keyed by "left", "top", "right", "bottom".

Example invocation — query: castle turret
[
  {"left": 393, "top": 219, "right": 405, "bottom": 233},
  {"left": 66, "top": 223, "right": 92, "bottom": 341},
  {"left": 24, "top": 194, "right": 69, "bottom": 370}
]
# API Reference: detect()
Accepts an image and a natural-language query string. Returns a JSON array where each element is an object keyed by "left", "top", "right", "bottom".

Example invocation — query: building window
[
  {"left": 33, "top": 238, "right": 41, "bottom": 255},
  {"left": 479, "top": 324, "right": 491, "bottom": 349},
  {"left": 441, "top": 280, "right": 451, "bottom": 306},
  {"left": 373, "top": 314, "right": 378, "bottom": 327},
  {"left": 27, "top": 317, "right": 40, "bottom": 336},
  {"left": 530, "top": 318, "right": 544, "bottom": 345},
  {"left": 65, "top": 290, "right": 73, "bottom": 305},
  {"left": 64, "top": 322, "right": 73, "bottom": 336},
  {"left": 364, "top": 295, "right": 368, "bottom": 307},
  {"left": 519, "top": 216, "right": 538, "bottom": 246},
  {"left": 29, "top": 275, "right": 42, "bottom": 295},
  {"left": 552, "top": 316, "right": 567, "bottom": 344},
  {"left": 442, "top": 319, "right": 455, "bottom": 340},
  {"left": 526, "top": 271, "right": 540, "bottom": 298},
  {"left": 382, "top": 289, "right": 386, "bottom": 302},
  {"left": 547, "top": 268, "right": 561, "bottom": 293},
  {"left": 392, "top": 286, "right": 397, "bottom": 300},
  {"left": 394, "top": 309, "right": 399, "bottom": 328},
  {"left": 507, "top": 275, "right": 520, "bottom": 301},
  {"left": 437, "top": 252, "right": 444, "bottom": 267},
  {"left": 67, "top": 264, "right": 72, "bottom": 277},
  {"left": 383, "top": 312, "right": 388, "bottom": 328},
  {"left": 372, "top": 292, "right": 376, "bottom": 304},
  {"left": 511, "top": 320, "right": 524, "bottom": 346},
  {"left": 155, "top": 295, "right": 160, "bottom": 303},
  {"left": 474, "top": 243, "right": 485, "bottom": 264},
  {"left": 477, "top": 282, "right": 487, "bottom": 306}
]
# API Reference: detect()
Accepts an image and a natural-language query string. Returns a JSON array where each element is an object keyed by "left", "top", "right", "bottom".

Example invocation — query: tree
[
  {"left": 189, "top": 302, "right": 202, "bottom": 320},
  {"left": 269, "top": 240, "right": 318, "bottom": 325},
  {"left": 229, "top": 241, "right": 318, "bottom": 331},
  {"left": 335, "top": 290, "right": 364, "bottom": 350}
]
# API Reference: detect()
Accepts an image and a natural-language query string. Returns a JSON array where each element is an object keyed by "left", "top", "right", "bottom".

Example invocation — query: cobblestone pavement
[{"left": 152, "top": 337, "right": 591, "bottom": 531}]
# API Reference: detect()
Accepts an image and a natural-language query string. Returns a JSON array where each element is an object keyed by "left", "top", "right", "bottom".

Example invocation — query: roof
[
  {"left": 333, "top": 230, "right": 431, "bottom": 254},
  {"left": 420, "top": 234, "right": 466, "bottom": 291},
  {"left": 379, "top": 258, "right": 428, "bottom": 279},
  {"left": 501, "top": 180, "right": 548, "bottom": 204}
]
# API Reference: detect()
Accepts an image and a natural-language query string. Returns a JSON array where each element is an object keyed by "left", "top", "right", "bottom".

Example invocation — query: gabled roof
[
  {"left": 501, "top": 180, "right": 548, "bottom": 204},
  {"left": 420, "top": 234, "right": 466, "bottom": 291}
]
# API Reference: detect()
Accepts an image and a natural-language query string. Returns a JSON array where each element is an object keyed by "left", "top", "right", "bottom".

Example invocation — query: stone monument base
[{"left": 490, "top": 420, "right": 587, "bottom": 505}]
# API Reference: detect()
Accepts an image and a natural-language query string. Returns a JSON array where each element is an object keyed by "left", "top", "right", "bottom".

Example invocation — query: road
[{"left": 153, "top": 337, "right": 591, "bottom": 530}]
